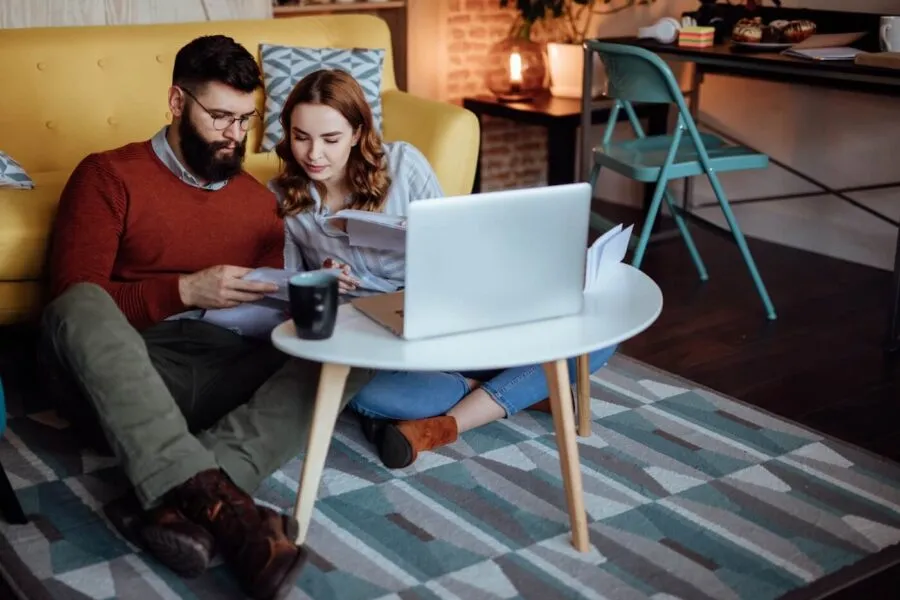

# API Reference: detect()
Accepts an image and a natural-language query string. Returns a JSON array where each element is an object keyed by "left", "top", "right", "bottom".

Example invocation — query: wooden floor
[
  {"left": 1, "top": 200, "right": 899, "bottom": 597},
  {"left": 595, "top": 202, "right": 900, "bottom": 466}
]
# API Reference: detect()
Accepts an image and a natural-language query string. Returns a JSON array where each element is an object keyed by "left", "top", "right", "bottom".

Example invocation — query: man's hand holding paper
[
  {"left": 200, "top": 267, "right": 295, "bottom": 337},
  {"left": 178, "top": 265, "right": 279, "bottom": 309}
]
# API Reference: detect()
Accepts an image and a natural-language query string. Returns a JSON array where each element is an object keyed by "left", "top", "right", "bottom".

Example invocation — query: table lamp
[{"left": 485, "top": 37, "right": 546, "bottom": 103}]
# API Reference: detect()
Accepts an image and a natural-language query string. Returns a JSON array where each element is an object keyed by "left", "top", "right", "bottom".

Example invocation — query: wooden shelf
[{"left": 273, "top": 1, "right": 406, "bottom": 15}]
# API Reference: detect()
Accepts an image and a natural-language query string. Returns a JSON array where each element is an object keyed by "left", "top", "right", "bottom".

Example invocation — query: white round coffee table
[{"left": 271, "top": 262, "right": 663, "bottom": 551}]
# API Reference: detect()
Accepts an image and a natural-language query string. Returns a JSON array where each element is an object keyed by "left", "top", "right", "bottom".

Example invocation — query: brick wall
[{"left": 445, "top": 0, "right": 548, "bottom": 191}]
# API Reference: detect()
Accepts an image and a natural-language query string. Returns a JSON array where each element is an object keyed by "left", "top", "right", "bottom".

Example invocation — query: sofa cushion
[
  {"left": 0, "top": 170, "right": 69, "bottom": 282},
  {"left": 0, "top": 281, "right": 43, "bottom": 326},
  {"left": 242, "top": 150, "right": 281, "bottom": 189},
  {"left": 258, "top": 43, "right": 385, "bottom": 152},
  {"left": 0, "top": 152, "right": 34, "bottom": 190}
]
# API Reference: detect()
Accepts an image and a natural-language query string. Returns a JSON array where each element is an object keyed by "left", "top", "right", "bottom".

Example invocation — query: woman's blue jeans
[{"left": 349, "top": 345, "right": 617, "bottom": 420}]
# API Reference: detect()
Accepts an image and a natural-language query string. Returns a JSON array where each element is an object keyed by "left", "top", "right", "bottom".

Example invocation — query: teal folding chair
[{"left": 584, "top": 41, "right": 776, "bottom": 320}]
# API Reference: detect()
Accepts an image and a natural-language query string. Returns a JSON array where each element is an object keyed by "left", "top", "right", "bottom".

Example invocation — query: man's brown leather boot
[
  {"left": 140, "top": 505, "right": 216, "bottom": 578},
  {"left": 527, "top": 398, "right": 553, "bottom": 414},
  {"left": 140, "top": 504, "right": 300, "bottom": 580},
  {"left": 168, "top": 469, "right": 307, "bottom": 600}
]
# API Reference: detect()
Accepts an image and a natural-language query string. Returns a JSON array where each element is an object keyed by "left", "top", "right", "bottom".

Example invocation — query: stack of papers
[
  {"left": 782, "top": 47, "right": 864, "bottom": 61},
  {"left": 241, "top": 267, "right": 293, "bottom": 302},
  {"left": 326, "top": 209, "right": 407, "bottom": 252},
  {"left": 584, "top": 223, "right": 633, "bottom": 293}
]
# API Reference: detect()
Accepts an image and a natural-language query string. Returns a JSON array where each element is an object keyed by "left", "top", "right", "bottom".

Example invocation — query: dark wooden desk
[
  {"left": 599, "top": 30, "right": 900, "bottom": 350},
  {"left": 626, "top": 38, "right": 900, "bottom": 96},
  {"left": 461, "top": 93, "right": 669, "bottom": 192}
]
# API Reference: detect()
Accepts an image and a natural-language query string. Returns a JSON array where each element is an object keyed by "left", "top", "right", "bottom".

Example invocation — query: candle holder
[{"left": 484, "top": 36, "right": 546, "bottom": 103}]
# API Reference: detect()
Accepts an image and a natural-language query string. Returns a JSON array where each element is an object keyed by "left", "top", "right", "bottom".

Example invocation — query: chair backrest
[
  {"left": 586, "top": 41, "right": 686, "bottom": 107},
  {"left": 578, "top": 41, "right": 698, "bottom": 180}
]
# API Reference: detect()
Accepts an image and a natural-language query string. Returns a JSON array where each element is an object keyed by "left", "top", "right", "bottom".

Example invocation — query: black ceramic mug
[{"left": 288, "top": 271, "right": 339, "bottom": 340}]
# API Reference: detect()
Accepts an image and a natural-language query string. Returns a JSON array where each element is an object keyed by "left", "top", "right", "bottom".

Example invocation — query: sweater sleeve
[{"left": 48, "top": 154, "right": 186, "bottom": 330}]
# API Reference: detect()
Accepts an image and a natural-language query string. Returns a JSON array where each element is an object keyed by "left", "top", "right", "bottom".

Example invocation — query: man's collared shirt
[{"left": 150, "top": 126, "right": 228, "bottom": 191}]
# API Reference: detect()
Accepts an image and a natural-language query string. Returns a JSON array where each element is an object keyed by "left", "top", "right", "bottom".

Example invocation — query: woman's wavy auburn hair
[{"left": 273, "top": 69, "right": 390, "bottom": 217}]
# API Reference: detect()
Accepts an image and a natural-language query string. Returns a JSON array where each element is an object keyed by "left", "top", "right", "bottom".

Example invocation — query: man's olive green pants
[{"left": 39, "top": 283, "right": 374, "bottom": 509}]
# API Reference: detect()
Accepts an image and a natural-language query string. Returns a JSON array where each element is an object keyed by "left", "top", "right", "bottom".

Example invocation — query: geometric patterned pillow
[
  {"left": 258, "top": 43, "right": 385, "bottom": 153},
  {"left": 0, "top": 151, "right": 34, "bottom": 189}
]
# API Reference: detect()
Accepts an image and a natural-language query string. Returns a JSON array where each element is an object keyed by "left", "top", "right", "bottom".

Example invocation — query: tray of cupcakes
[{"left": 730, "top": 17, "right": 816, "bottom": 50}]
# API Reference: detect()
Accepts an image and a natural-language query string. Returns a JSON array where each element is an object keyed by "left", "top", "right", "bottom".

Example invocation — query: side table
[{"left": 271, "top": 263, "right": 663, "bottom": 552}]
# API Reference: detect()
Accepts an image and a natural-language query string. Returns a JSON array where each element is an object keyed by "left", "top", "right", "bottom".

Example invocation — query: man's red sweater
[{"left": 48, "top": 140, "right": 284, "bottom": 330}]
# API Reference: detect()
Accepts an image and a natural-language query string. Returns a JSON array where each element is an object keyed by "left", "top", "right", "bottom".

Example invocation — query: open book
[
  {"left": 325, "top": 209, "right": 406, "bottom": 252},
  {"left": 584, "top": 224, "right": 633, "bottom": 293}
]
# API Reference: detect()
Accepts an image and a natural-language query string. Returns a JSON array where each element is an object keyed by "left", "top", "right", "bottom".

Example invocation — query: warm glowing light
[{"left": 509, "top": 51, "right": 523, "bottom": 83}]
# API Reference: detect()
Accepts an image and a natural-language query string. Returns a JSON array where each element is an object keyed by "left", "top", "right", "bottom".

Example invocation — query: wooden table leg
[
  {"left": 292, "top": 362, "right": 351, "bottom": 545},
  {"left": 575, "top": 354, "right": 591, "bottom": 437},
  {"left": 543, "top": 359, "right": 590, "bottom": 552},
  {"left": 547, "top": 124, "right": 578, "bottom": 186}
]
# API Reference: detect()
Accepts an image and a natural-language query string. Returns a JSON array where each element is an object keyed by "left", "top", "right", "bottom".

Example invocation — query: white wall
[
  {"left": 0, "top": 0, "right": 271, "bottom": 28},
  {"left": 780, "top": 0, "right": 897, "bottom": 13},
  {"left": 593, "top": 0, "right": 900, "bottom": 271}
]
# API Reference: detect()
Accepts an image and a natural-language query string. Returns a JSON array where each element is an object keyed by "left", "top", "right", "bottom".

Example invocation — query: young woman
[{"left": 270, "top": 69, "right": 616, "bottom": 469}]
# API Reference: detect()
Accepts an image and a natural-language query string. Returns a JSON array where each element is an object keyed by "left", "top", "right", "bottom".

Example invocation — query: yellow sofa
[{"left": 0, "top": 15, "right": 480, "bottom": 326}]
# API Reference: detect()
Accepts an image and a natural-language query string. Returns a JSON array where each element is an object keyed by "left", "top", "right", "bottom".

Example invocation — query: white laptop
[{"left": 351, "top": 182, "right": 592, "bottom": 340}]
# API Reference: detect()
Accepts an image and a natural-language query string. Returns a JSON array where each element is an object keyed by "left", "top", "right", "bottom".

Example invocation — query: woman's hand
[
  {"left": 337, "top": 270, "right": 359, "bottom": 294},
  {"left": 323, "top": 258, "right": 360, "bottom": 294}
]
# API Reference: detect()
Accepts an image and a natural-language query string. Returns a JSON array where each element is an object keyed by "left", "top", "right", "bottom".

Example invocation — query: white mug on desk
[{"left": 882, "top": 16, "right": 900, "bottom": 52}]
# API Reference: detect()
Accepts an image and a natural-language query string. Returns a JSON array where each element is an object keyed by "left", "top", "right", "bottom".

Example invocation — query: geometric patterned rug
[{"left": 2, "top": 354, "right": 900, "bottom": 600}]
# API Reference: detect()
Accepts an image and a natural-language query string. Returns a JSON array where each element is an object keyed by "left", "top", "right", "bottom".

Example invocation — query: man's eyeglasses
[{"left": 180, "top": 87, "right": 260, "bottom": 132}]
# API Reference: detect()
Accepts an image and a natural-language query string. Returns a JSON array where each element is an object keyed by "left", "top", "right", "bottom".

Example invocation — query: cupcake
[
  {"left": 783, "top": 19, "right": 816, "bottom": 43},
  {"left": 732, "top": 18, "right": 763, "bottom": 43}
]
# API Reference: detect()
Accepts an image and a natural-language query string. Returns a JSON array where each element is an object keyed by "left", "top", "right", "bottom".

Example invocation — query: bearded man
[{"left": 37, "top": 34, "right": 374, "bottom": 600}]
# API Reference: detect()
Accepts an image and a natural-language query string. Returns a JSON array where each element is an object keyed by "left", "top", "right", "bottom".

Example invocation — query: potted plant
[{"left": 500, "top": 0, "right": 657, "bottom": 98}]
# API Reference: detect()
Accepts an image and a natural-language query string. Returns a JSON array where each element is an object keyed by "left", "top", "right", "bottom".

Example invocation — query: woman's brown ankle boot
[
  {"left": 378, "top": 416, "right": 458, "bottom": 469},
  {"left": 527, "top": 398, "right": 553, "bottom": 414}
]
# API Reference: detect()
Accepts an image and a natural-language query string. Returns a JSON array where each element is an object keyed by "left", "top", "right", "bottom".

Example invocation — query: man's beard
[{"left": 178, "top": 112, "right": 246, "bottom": 183}]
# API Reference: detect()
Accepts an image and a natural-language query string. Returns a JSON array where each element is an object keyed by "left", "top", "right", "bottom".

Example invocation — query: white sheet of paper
[
  {"left": 324, "top": 210, "right": 407, "bottom": 251},
  {"left": 584, "top": 224, "right": 622, "bottom": 290},
  {"left": 599, "top": 224, "right": 633, "bottom": 266},
  {"left": 584, "top": 223, "right": 633, "bottom": 293},
  {"left": 201, "top": 300, "right": 287, "bottom": 338},
  {"left": 345, "top": 218, "right": 406, "bottom": 251},
  {"left": 242, "top": 267, "right": 294, "bottom": 302},
  {"left": 329, "top": 209, "right": 406, "bottom": 229}
]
